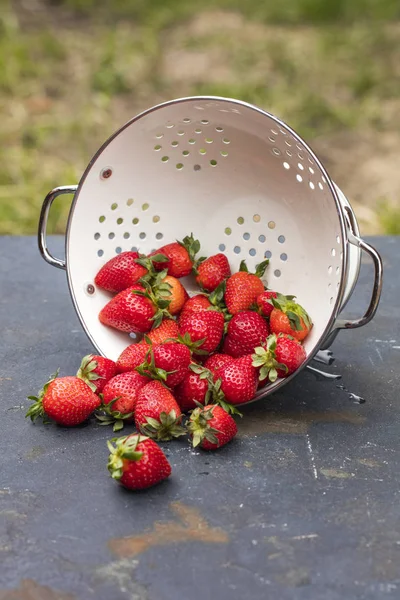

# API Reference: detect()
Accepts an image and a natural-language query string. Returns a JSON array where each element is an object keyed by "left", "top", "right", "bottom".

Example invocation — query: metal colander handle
[
  {"left": 334, "top": 233, "right": 383, "bottom": 330},
  {"left": 38, "top": 185, "right": 77, "bottom": 270}
]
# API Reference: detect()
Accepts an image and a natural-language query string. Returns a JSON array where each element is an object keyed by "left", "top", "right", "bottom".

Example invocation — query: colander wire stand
[{"left": 37, "top": 96, "right": 383, "bottom": 401}]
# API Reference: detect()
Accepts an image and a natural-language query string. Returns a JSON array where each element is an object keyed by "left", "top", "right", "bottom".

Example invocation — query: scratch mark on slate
[{"left": 305, "top": 434, "right": 318, "bottom": 479}]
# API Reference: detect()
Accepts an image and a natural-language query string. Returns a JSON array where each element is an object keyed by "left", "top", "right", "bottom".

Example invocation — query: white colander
[{"left": 38, "top": 96, "right": 383, "bottom": 399}]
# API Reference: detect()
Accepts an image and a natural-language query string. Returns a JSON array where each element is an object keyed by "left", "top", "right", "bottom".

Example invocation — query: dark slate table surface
[{"left": 0, "top": 236, "right": 399, "bottom": 600}]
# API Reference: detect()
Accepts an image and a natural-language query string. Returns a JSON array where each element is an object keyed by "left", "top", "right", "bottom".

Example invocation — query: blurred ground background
[{"left": 1, "top": 0, "right": 399, "bottom": 235}]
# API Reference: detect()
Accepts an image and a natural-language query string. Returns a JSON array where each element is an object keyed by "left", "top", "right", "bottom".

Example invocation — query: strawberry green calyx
[
  {"left": 239, "top": 259, "right": 269, "bottom": 278},
  {"left": 25, "top": 369, "right": 59, "bottom": 423},
  {"left": 77, "top": 355, "right": 102, "bottom": 392},
  {"left": 140, "top": 410, "right": 186, "bottom": 442},
  {"left": 187, "top": 406, "right": 220, "bottom": 448},
  {"left": 178, "top": 233, "right": 201, "bottom": 266},
  {"left": 189, "top": 364, "right": 242, "bottom": 416},
  {"left": 136, "top": 348, "right": 175, "bottom": 383},
  {"left": 135, "top": 253, "right": 168, "bottom": 285},
  {"left": 176, "top": 332, "right": 208, "bottom": 355},
  {"left": 271, "top": 293, "right": 312, "bottom": 332},
  {"left": 95, "top": 396, "right": 134, "bottom": 432},
  {"left": 252, "top": 335, "right": 287, "bottom": 382},
  {"left": 107, "top": 434, "right": 148, "bottom": 480},
  {"left": 132, "top": 272, "right": 173, "bottom": 328}
]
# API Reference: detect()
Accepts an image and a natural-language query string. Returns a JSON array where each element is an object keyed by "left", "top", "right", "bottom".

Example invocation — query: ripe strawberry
[
  {"left": 179, "top": 294, "right": 211, "bottom": 324},
  {"left": 188, "top": 405, "right": 237, "bottom": 450},
  {"left": 101, "top": 370, "right": 148, "bottom": 416},
  {"left": 138, "top": 341, "right": 191, "bottom": 388},
  {"left": 269, "top": 293, "right": 312, "bottom": 341},
  {"left": 179, "top": 310, "right": 224, "bottom": 355},
  {"left": 174, "top": 369, "right": 210, "bottom": 412},
  {"left": 223, "top": 310, "right": 269, "bottom": 358},
  {"left": 204, "top": 353, "right": 234, "bottom": 374},
  {"left": 94, "top": 251, "right": 148, "bottom": 293},
  {"left": 140, "top": 319, "right": 179, "bottom": 346},
  {"left": 135, "top": 380, "right": 185, "bottom": 441},
  {"left": 256, "top": 290, "right": 278, "bottom": 318},
  {"left": 116, "top": 343, "right": 150, "bottom": 373},
  {"left": 99, "top": 284, "right": 156, "bottom": 333},
  {"left": 252, "top": 333, "right": 306, "bottom": 382},
  {"left": 150, "top": 234, "right": 200, "bottom": 278},
  {"left": 107, "top": 434, "right": 171, "bottom": 490},
  {"left": 26, "top": 372, "right": 100, "bottom": 426},
  {"left": 196, "top": 254, "right": 231, "bottom": 292},
  {"left": 77, "top": 354, "right": 117, "bottom": 393},
  {"left": 162, "top": 276, "right": 189, "bottom": 315},
  {"left": 225, "top": 260, "right": 268, "bottom": 315},
  {"left": 215, "top": 356, "right": 258, "bottom": 405}
]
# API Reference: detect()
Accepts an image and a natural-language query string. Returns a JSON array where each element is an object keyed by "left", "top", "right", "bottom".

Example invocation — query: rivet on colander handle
[{"left": 38, "top": 185, "right": 78, "bottom": 270}]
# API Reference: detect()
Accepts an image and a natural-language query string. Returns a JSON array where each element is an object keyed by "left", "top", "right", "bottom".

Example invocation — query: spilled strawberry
[
  {"left": 97, "top": 370, "right": 148, "bottom": 430},
  {"left": 26, "top": 372, "right": 101, "bottom": 426},
  {"left": 135, "top": 380, "right": 185, "bottom": 441},
  {"left": 188, "top": 405, "right": 237, "bottom": 450},
  {"left": 107, "top": 434, "right": 171, "bottom": 490},
  {"left": 77, "top": 354, "right": 117, "bottom": 393}
]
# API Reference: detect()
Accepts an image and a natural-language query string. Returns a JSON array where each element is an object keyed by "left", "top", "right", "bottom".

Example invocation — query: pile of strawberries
[{"left": 26, "top": 235, "right": 312, "bottom": 490}]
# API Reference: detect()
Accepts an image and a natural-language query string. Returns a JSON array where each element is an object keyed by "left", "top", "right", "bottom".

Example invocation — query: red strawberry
[
  {"left": 179, "top": 294, "right": 211, "bottom": 324},
  {"left": 150, "top": 234, "right": 200, "bottom": 278},
  {"left": 204, "top": 353, "right": 234, "bottom": 374},
  {"left": 107, "top": 434, "right": 171, "bottom": 490},
  {"left": 94, "top": 251, "right": 148, "bottom": 293},
  {"left": 162, "top": 276, "right": 189, "bottom": 315},
  {"left": 101, "top": 371, "right": 148, "bottom": 416},
  {"left": 77, "top": 354, "right": 117, "bottom": 393},
  {"left": 256, "top": 290, "right": 278, "bottom": 318},
  {"left": 99, "top": 284, "right": 156, "bottom": 333},
  {"left": 139, "top": 319, "right": 179, "bottom": 346},
  {"left": 116, "top": 343, "right": 150, "bottom": 373},
  {"left": 223, "top": 310, "right": 269, "bottom": 358},
  {"left": 26, "top": 372, "right": 100, "bottom": 426},
  {"left": 179, "top": 310, "right": 224, "bottom": 355},
  {"left": 196, "top": 254, "right": 231, "bottom": 292},
  {"left": 135, "top": 380, "right": 185, "bottom": 441},
  {"left": 269, "top": 294, "right": 312, "bottom": 342},
  {"left": 138, "top": 341, "right": 191, "bottom": 388},
  {"left": 225, "top": 260, "right": 268, "bottom": 315},
  {"left": 188, "top": 405, "right": 237, "bottom": 450},
  {"left": 174, "top": 369, "right": 210, "bottom": 412},
  {"left": 215, "top": 356, "right": 258, "bottom": 405},
  {"left": 252, "top": 333, "right": 306, "bottom": 382}
]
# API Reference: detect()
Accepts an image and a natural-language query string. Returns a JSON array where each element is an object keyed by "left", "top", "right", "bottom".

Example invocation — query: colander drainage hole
[
  {"left": 171, "top": 141, "right": 178, "bottom": 147},
  {"left": 274, "top": 269, "right": 281, "bottom": 277},
  {"left": 194, "top": 164, "right": 201, "bottom": 171},
  {"left": 210, "top": 160, "right": 217, "bottom": 167},
  {"left": 298, "top": 163, "right": 304, "bottom": 171},
  {"left": 331, "top": 248, "right": 336, "bottom": 256},
  {"left": 201, "top": 119, "right": 209, "bottom": 125},
  {"left": 296, "top": 174, "right": 303, "bottom": 183},
  {"left": 154, "top": 145, "right": 162, "bottom": 151},
  {"left": 283, "top": 162, "right": 290, "bottom": 170},
  {"left": 108, "top": 232, "right": 115, "bottom": 239},
  {"left": 132, "top": 218, "right": 139, "bottom": 225},
  {"left": 131, "top": 246, "right": 138, "bottom": 252},
  {"left": 156, "top": 233, "right": 163, "bottom": 240},
  {"left": 188, "top": 139, "right": 196, "bottom": 144},
  {"left": 265, "top": 250, "right": 272, "bottom": 259},
  {"left": 237, "top": 217, "right": 244, "bottom": 225},
  {"left": 216, "top": 126, "right": 223, "bottom": 132},
  {"left": 176, "top": 163, "right": 184, "bottom": 170},
  {"left": 249, "top": 248, "right": 256, "bottom": 256},
  {"left": 280, "top": 253, "right": 288, "bottom": 261},
  {"left": 153, "top": 215, "right": 160, "bottom": 223},
  {"left": 94, "top": 233, "right": 100, "bottom": 240},
  {"left": 253, "top": 214, "right": 261, "bottom": 223},
  {"left": 115, "top": 247, "right": 122, "bottom": 254},
  {"left": 111, "top": 203, "right": 118, "bottom": 210},
  {"left": 225, "top": 227, "right": 232, "bottom": 235},
  {"left": 258, "top": 235, "right": 266, "bottom": 243},
  {"left": 117, "top": 218, "right": 123, "bottom": 225},
  {"left": 99, "top": 215, "right": 105, "bottom": 223},
  {"left": 219, "top": 244, "right": 226, "bottom": 251},
  {"left": 127, "top": 199, "right": 134, "bottom": 206},
  {"left": 161, "top": 156, "right": 169, "bottom": 162},
  {"left": 328, "top": 265, "right": 333, "bottom": 274},
  {"left": 183, "top": 117, "right": 191, "bottom": 123},
  {"left": 142, "top": 203, "right": 149, "bottom": 211},
  {"left": 220, "top": 150, "right": 228, "bottom": 157},
  {"left": 268, "top": 221, "right": 275, "bottom": 229},
  {"left": 222, "top": 138, "right": 230, "bottom": 144},
  {"left": 243, "top": 232, "right": 250, "bottom": 240},
  {"left": 123, "top": 232, "right": 130, "bottom": 239},
  {"left": 278, "top": 235, "right": 285, "bottom": 243},
  {"left": 139, "top": 232, "right": 146, "bottom": 240},
  {"left": 234, "top": 246, "right": 241, "bottom": 254},
  {"left": 97, "top": 250, "right": 104, "bottom": 257}
]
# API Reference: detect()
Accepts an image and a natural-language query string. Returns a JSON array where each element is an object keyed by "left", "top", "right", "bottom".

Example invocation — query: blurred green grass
[{"left": 1, "top": 0, "right": 399, "bottom": 234}]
